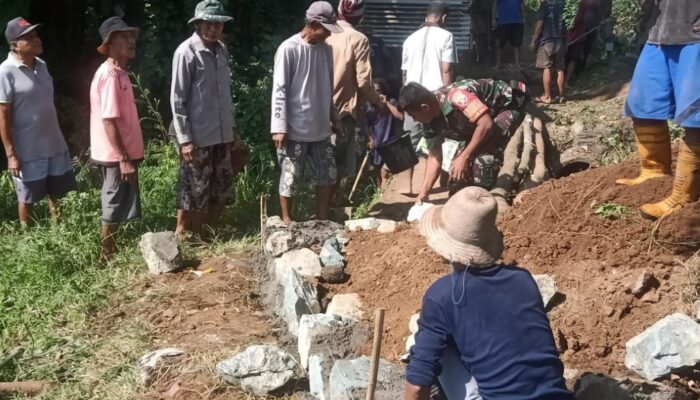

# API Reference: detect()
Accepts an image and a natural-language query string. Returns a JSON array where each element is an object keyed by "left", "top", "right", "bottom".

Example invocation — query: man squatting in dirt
[
  {"left": 171, "top": 0, "right": 237, "bottom": 237},
  {"left": 0, "top": 17, "right": 77, "bottom": 226},
  {"left": 398, "top": 78, "right": 529, "bottom": 204},
  {"left": 617, "top": 0, "right": 700, "bottom": 220},
  {"left": 325, "top": 0, "right": 385, "bottom": 199},
  {"left": 405, "top": 186, "right": 573, "bottom": 400},
  {"left": 270, "top": 1, "right": 342, "bottom": 224},
  {"left": 89, "top": 17, "right": 144, "bottom": 261}
]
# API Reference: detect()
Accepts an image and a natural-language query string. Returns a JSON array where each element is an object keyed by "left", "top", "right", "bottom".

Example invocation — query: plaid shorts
[
  {"left": 177, "top": 143, "right": 235, "bottom": 211},
  {"left": 277, "top": 138, "right": 337, "bottom": 197}
]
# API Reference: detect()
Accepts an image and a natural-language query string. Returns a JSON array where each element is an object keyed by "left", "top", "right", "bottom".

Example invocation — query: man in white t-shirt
[{"left": 401, "top": 1, "right": 458, "bottom": 194}]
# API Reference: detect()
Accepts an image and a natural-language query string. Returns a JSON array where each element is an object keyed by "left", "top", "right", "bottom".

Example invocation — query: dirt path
[{"left": 93, "top": 255, "right": 279, "bottom": 400}]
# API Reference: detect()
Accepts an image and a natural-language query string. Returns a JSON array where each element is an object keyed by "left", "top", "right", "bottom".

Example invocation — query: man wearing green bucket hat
[{"left": 171, "top": 0, "right": 237, "bottom": 237}]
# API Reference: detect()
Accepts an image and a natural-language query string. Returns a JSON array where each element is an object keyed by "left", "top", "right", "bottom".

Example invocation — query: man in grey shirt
[
  {"left": 171, "top": 0, "right": 238, "bottom": 237},
  {"left": 271, "top": 1, "right": 341, "bottom": 224},
  {"left": 0, "top": 17, "right": 76, "bottom": 225}
]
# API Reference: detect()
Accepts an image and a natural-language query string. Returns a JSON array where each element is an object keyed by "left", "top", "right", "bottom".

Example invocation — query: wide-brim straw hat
[
  {"left": 419, "top": 186, "right": 503, "bottom": 266},
  {"left": 188, "top": 0, "right": 234, "bottom": 24}
]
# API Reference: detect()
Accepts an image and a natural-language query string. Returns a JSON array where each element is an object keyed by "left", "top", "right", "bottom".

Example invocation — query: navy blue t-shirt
[
  {"left": 406, "top": 265, "right": 573, "bottom": 400},
  {"left": 537, "top": 0, "right": 567, "bottom": 43}
]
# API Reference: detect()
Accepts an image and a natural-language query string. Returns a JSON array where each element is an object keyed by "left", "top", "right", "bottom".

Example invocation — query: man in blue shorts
[{"left": 618, "top": 0, "right": 700, "bottom": 220}]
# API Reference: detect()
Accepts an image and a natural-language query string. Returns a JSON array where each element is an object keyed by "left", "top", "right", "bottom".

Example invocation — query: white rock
[
  {"left": 265, "top": 216, "right": 287, "bottom": 229},
  {"left": 139, "top": 232, "right": 183, "bottom": 274},
  {"left": 277, "top": 269, "right": 322, "bottom": 335},
  {"left": 298, "top": 314, "right": 364, "bottom": 369},
  {"left": 309, "top": 354, "right": 333, "bottom": 400},
  {"left": 326, "top": 293, "right": 364, "bottom": 321},
  {"left": 695, "top": 300, "right": 700, "bottom": 321},
  {"left": 329, "top": 357, "right": 404, "bottom": 400},
  {"left": 217, "top": 345, "right": 296, "bottom": 395},
  {"left": 625, "top": 313, "right": 700, "bottom": 381},
  {"left": 631, "top": 270, "right": 655, "bottom": 297},
  {"left": 407, "top": 202, "right": 434, "bottom": 223},
  {"left": 409, "top": 313, "right": 420, "bottom": 334},
  {"left": 377, "top": 220, "right": 399, "bottom": 234},
  {"left": 533, "top": 274, "right": 558, "bottom": 308},
  {"left": 138, "top": 348, "right": 184, "bottom": 385},
  {"left": 265, "top": 231, "right": 294, "bottom": 257},
  {"left": 405, "top": 333, "right": 416, "bottom": 352},
  {"left": 345, "top": 218, "right": 380, "bottom": 231},
  {"left": 274, "top": 248, "right": 322, "bottom": 284},
  {"left": 563, "top": 368, "right": 580, "bottom": 381}
]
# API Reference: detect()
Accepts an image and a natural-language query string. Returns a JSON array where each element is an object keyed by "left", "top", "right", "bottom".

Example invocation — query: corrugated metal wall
[{"left": 362, "top": 0, "right": 473, "bottom": 50}]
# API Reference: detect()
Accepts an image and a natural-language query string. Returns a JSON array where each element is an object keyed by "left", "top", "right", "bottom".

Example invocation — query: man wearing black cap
[
  {"left": 171, "top": 0, "right": 237, "bottom": 237},
  {"left": 0, "top": 17, "right": 77, "bottom": 225},
  {"left": 89, "top": 16, "right": 144, "bottom": 261},
  {"left": 271, "top": 1, "right": 342, "bottom": 224}
]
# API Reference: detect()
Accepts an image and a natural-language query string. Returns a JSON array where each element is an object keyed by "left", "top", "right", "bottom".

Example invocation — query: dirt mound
[{"left": 331, "top": 160, "right": 699, "bottom": 378}]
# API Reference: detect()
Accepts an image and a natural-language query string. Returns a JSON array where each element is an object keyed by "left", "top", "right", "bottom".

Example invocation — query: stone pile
[{"left": 216, "top": 218, "right": 404, "bottom": 398}]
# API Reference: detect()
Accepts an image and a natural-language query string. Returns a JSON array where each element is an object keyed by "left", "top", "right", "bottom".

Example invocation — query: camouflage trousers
[
  {"left": 444, "top": 108, "right": 525, "bottom": 191},
  {"left": 177, "top": 142, "right": 235, "bottom": 211},
  {"left": 277, "top": 138, "right": 337, "bottom": 197}
]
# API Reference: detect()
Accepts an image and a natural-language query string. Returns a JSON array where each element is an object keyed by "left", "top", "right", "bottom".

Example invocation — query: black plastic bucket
[{"left": 376, "top": 132, "right": 419, "bottom": 174}]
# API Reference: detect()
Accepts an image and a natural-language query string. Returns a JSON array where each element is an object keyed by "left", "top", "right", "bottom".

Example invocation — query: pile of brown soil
[{"left": 331, "top": 160, "right": 699, "bottom": 377}]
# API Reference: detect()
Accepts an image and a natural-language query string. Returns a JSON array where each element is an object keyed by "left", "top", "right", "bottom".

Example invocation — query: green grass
[
  {"left": 591, "top": 201, "right": 632, "bottom": 220},
  {"left": 0, "top": 139, "right": 278, "bottom": 389}
]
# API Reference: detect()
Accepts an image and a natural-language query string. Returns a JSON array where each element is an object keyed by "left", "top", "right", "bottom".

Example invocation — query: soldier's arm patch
[{"left": 448, "top": 88, "right": 489, "bottom": 123}]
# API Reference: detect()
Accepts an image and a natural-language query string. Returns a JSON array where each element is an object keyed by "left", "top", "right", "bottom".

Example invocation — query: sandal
[{"left": 534, "top": 96, "right": 553, "bottom": 104}]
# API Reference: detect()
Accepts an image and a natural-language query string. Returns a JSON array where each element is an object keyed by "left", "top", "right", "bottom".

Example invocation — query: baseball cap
[
  {"left": 306, "top": 1, "right": 343, "bottom": 33},
  {"left": 5, "top": 17, "right": 42, "bottom": 45},
  {"left": 97, "top": 17, "right": 139, "bottom": 55}
]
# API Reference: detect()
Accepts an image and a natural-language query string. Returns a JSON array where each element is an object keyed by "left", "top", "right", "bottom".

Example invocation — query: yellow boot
[
  {"left": 616, "top": 124, "right": 672, "bottom": 186},
  {"left": 640, "top": 141, "right": 700, "bottom": 220}
]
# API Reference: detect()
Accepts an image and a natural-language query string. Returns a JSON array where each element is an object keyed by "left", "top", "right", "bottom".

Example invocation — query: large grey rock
[
  {"left": 139, "top": 232, "right": 183, "bottom": 274},
  {"left": 321, "top": 265, "right": 347, "bottom": 284},
  {"left": 575, "top": 372, "right": 692, "bottom": 400},
  {"left": 274, "top": 248, "right": 322, "bottom": 284},
  {"left": 277, "top": 269, "right": 322, "bottom": 335},
  {"left": 319, "top": 238, "right": 345, "bottom": 269},
  {"left": 329, "top": 357, "right": 404, "bottom": 400},
  {"left": 217, "top": 345, "right": 296, "bottom": 395},
  {"left": 298, "top": 314, "right": 366, "bottom": 369},
  {"left": 326, "top": 293, "right": 364, "bottom": 321},
  {"left": 309, "top": 354, "right": 333, "bottom": 400},
  {"left": 265, "top": 231, "right": 295, "bottom": 257},
  {"left": 625, "top": 313, "right": 700, "bottom": 381},
  {"left": 533, "top": 274, "right": 558, "bottom": 308}
]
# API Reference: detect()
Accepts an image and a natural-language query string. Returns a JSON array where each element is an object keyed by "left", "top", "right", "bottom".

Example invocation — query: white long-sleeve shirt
[{"left": 271, "top": 34, "right": 334, "bottom": 143}]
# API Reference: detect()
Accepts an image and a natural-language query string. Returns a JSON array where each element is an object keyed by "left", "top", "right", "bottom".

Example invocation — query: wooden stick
[
  {"left": 260, "top": 195, "right": 266, "bottom": 251},
  {"left": 0, "top": 381, "right": 57, "bottom": 395},
  {"left": 366, "top": 308, "right": 386, "bottom": 400},
  {"left": 349, "top": 151, "right": 370, "bottom": 202}
]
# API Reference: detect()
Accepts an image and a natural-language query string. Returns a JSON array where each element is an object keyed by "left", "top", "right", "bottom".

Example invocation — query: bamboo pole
[
  {"left": 349, "top": 152, "right": 370, "bottom": 202},
  {"left": 366, "top": 308, "right": 386, "bottom": 400},
  {"left": 0, "top": 381, "right": 57, "bottom": 395}
]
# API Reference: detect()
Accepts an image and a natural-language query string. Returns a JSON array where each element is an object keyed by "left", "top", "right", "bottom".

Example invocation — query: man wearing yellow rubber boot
[{"left": 617, "top": 0, "right": 700, "bottom": 220}]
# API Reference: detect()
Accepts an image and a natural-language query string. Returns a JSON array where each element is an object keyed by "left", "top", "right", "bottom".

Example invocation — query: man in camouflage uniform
[{"left": 398, "top": 79, "right": 528, "bottom": 203}]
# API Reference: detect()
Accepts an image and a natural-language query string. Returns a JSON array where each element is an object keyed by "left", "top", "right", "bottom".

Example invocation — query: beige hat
[{"left": 419, "top": 186, "right": 503, "bottom": 266}]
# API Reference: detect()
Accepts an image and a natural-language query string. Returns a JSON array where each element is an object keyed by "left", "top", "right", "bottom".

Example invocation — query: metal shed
[{"left": 362, "top": 0, "right": 473, "bottom": 50}]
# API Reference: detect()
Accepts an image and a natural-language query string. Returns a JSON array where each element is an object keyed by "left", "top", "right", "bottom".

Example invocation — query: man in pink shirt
[{"left": 89, "top": 17, "right": 143, "bottom": 261}]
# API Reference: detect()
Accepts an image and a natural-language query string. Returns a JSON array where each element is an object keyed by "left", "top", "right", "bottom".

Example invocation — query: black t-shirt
[
  {"left": 647, "top": 0, "right": 700, "bottom": 45},
  {"left": 537, "top": 0, "right": 566, "bottom": 43}
]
